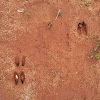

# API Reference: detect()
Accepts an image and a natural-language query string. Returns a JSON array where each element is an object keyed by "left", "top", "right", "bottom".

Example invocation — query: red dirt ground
[{"left": 0, "top": 0, "right": 100, "bottom": 100}]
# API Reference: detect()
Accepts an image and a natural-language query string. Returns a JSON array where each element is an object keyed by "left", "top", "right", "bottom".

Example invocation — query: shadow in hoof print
[
  {"left": 77, "top": 22, "right": 87, "bottom": 36},
  {"left": 15, "top": 56, "right": 20, "bottom": 67},
  {"left": 14, "top": 72, "right": 19, "bottom": 85},
  {"left": 20, "top": 71, "right": 25, "bottom": 84},
  {"left": 22, "top": 56, "right": 26, "bottom": 66}
]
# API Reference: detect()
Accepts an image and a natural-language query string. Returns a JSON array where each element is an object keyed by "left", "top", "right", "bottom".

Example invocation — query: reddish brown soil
[{"left": 0, "top": 0, "right": 100, "bottom": 100}]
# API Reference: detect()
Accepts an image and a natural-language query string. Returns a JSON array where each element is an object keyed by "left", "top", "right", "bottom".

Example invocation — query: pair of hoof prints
[
  {"left": 15, "top": 56, "right": 26, "bottom": 67},
  {"left": 78, "top": 22, "right": 87, "bottom": 35},
  {"left": 14, "top": 71, "right": 25, "bottom": 85},
  {"left": 14, "top": 56, "right": 26, "bottom": 85}
]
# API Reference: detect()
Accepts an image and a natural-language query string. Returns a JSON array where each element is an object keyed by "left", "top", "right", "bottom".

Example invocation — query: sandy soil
[{"left": 0, "top": 0, "right": 100, "bottom": 100}]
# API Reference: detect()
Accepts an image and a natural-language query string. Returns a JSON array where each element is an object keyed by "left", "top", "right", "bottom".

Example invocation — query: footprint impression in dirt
[
  {"left": 77, "top": 22, "right": 87, "bottom": 36},
  {"left": 14, "top": 72, "right": 19, "bottom": 85},
  {"left": 14, "top": 56, "right": 26, "bottom": 85},
  {"left": 20, "top": 71, "right": 25, "bottom": 84}
]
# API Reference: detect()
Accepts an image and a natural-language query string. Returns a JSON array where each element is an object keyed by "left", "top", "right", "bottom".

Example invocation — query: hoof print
[
  {"left": 20, "top": 71, "right": 25, "bottom": 84},
  {"left": 22, "top": 56, "right": 26, "bottom": 66},
  {"left": 77, "top": 23, "right": 82, "bottom": 35},
  {"left": 77, "top": 22, "right": 87, "bottom": 36},
  {"left": 78, "top": 23, "right": 82, "bottom": 28},
  {"left": 81, "top": 22, "right": 87, "bottom": 35},
  {"left": 15, "top": 56, "right": 20, "bottom": 67},
  {"left": 14, "top": 72, "right": 19, "bottom": 85}
]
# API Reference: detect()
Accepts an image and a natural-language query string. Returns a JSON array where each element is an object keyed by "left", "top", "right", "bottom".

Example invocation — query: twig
[{"left": 55, "top": 9, "right": 61, "bottom": 20}]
